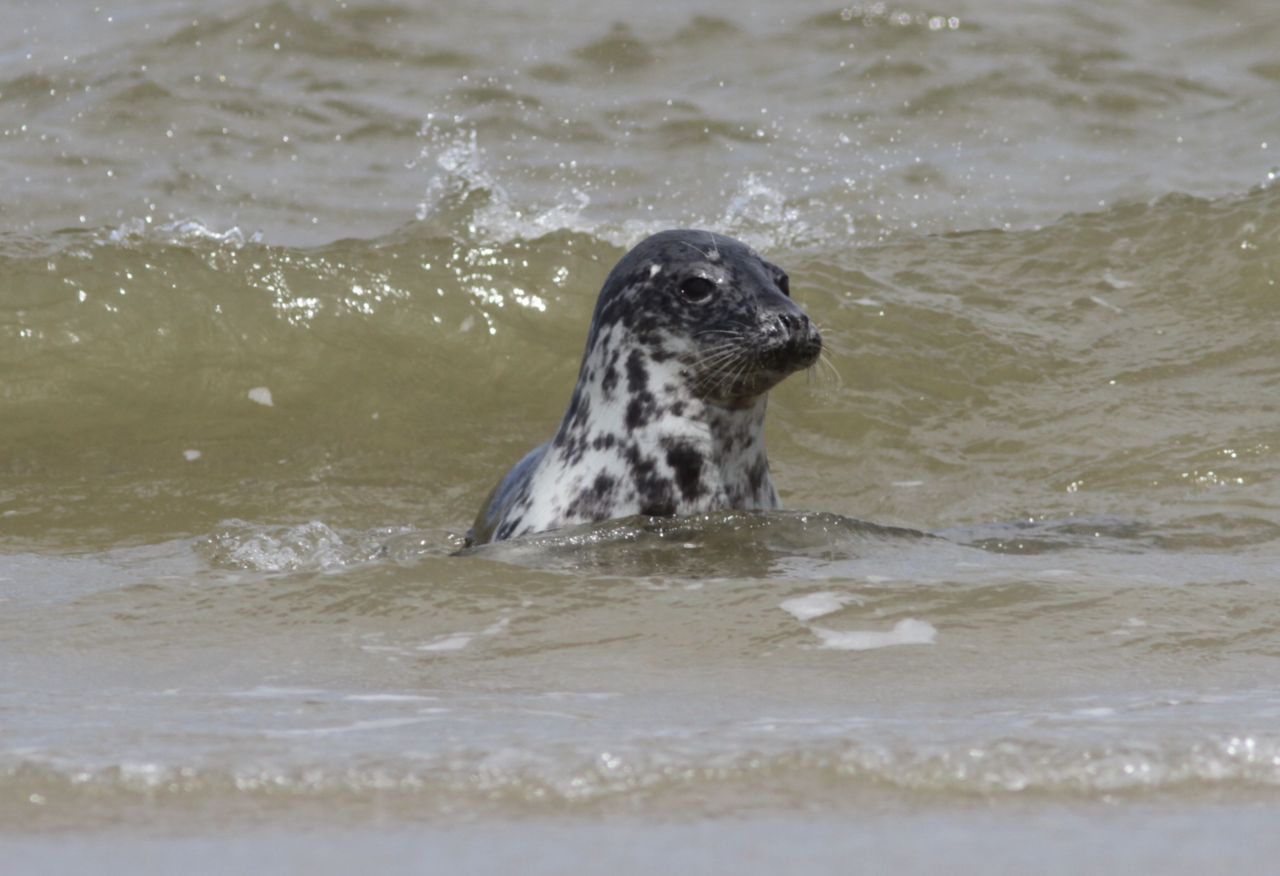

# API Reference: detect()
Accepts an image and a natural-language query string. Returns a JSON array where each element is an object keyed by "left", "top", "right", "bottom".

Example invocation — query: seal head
[{"left": 469, "top": 229, "right": 821, "bottom": 545}]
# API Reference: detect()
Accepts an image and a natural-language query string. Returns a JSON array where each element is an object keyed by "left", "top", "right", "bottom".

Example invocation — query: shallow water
[{"left": 3, "top": 0, "right": 1280, "bottom": 870}]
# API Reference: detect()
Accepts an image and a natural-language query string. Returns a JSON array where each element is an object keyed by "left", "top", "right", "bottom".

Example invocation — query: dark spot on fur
[
  {"left": 623, "top": 443, "right": 650, "bottom": 471},
  {"left": 747, "top": 456, "right": 769, "bottom": 498},
  {"left": 624, "top": 443, "right": 676, "bottom": 517},
  {"left": 629, "top": 313, "right": 661, "bottom": 345},
  {"left": 566, "top": 471, "right": 618, "bottom": 520},
  {"left": 570, "top": 393, "right": 591, "bottom": 430},
  {"left": 625, "top": 391, "right": 657, "bottom": 430},
  {"left": 473, "top": 229, "right": 809, "bottom": 544},
  {"left": 665, "top": 442, "right": 705, "bottom": 502},
  {"left": 562, "top": 389, "right": 592, "bottom": 434},
  {"left": 554, "top": 393, "right": 594, "bottom": 465},
  {"left": 625, "top": 398, "right": 643, "bottom": 430},
  {"left": 600, "top": 347, "right": 624, "bottom": 399},
  {"left": 640, "top": 495, "right": 676, "bottom": 518},
  {"left": 626, "top": 349, "right": 648, "bottom": 394},
  {"left": 556, "top": 430, "right": 589, "bottom": 465}
]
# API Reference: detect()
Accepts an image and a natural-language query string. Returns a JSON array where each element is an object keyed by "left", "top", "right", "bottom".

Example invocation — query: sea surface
[{"left": 3, "top": 0, "right": 1280, "bottom": 872}]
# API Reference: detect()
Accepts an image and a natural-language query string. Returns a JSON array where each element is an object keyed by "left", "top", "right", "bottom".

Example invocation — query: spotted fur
[{"left": 467, "top": 229, "right": 822, "bottom": 545}]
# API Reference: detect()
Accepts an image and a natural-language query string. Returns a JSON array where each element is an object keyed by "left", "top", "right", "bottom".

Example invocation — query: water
[{"left": 3, "top": 0, "right": 1280, "bottom": 870}]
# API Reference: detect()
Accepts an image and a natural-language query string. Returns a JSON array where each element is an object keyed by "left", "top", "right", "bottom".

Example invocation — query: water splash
[
  {"left": 717, "top": 173, "right": 813, "bottom": 250},
  {"left": 412, "top": 118, "right": 595, "bottom": 242},
  {"left": 197, "top": 521, "right": 436, "bottom": 572},
  {"left": 104, "top": 218, "right": 263, "bottom": 247}
]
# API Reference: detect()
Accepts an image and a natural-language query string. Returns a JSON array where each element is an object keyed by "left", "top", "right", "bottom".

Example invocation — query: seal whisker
[
  {"left": 695, "top": 344, "right": 747, "bottom": 398},
  {"left": 696, "top": 328, "right": 737, "bottom": 341},
  {"left": 692, "top": 350, "right": 745, "bottom": 381},
  {"left": 714, "top": 350, "right": 754, "bottom": 399},
  {"left": 812, "top": 347, "right": 844, "bottom": 390},
  {"left": 816, "top": 334, "right": 850, "bottom": 356},
  {"left": 678, "top": 240, "right": 715, "bottom": 262},
  {"left": 694, "top": 341, "right": 747, "bottom": 363},
  {"left": 693, "top": 334, "right": 747, "bottom": 350},
  {"left": 692, "top": 339, "right": 750, "bottom": 368},
  {"left": 694, "top": 327, "right": 751, "bottom": 339},
  {"left": 697, "top": 352, "right": 745, "bottom": 397}
]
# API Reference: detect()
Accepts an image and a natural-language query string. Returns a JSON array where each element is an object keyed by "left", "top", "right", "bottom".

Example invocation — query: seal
[{"left": 467, "top": 229, "right": 821, "bottom": 545}]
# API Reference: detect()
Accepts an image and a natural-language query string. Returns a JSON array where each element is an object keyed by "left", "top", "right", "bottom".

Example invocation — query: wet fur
[{"left": 468, "top": 229, "right": 821, "bottom": 545}]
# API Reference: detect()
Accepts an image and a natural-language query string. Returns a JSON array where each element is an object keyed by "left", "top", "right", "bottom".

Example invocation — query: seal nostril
[{"left": 777, "top": 312, "right": 809, "bottom": 338}]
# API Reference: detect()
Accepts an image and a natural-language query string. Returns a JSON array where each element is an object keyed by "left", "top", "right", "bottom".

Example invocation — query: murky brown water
[{"left": 3, "top": 0, "right": 1280, "bottom": 871}]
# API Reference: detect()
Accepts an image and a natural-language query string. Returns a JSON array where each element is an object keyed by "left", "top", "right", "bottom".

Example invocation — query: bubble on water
[
  {"left": 202, "top": 520, "right": 352, "bottom": 572},
  {"left": 246, "top": 386, "right": 274, "bottom": 407},
  {"left": 779, "top": 591, "right": 859, "bottom": 622},
  {"left": 811, "top": 618, "right": 937, "bottom": 651},
  {"left": 417, "top": 617, "right": 511, "bottom": 653}
]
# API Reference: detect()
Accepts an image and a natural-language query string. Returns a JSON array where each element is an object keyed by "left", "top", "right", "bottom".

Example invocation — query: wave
[
  {"left": 1, "top": 184, "right": 1277, "bottom": 547},
  {"left": 7, "top": 703, "right": 1280, "bottom": 827}
]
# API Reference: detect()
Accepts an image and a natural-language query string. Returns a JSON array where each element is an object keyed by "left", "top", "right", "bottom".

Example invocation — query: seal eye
[
  {"left": 776, "top": 272, "right": 791, "bottom": 297},
  {"left": 678, "top": 276, "right": 717, "bottom": 303}
]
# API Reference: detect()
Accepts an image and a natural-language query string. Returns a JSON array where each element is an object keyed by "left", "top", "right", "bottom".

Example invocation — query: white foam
[
  {"left": 811, "top": 618, "right": 937, "bottom": 651},
  {"left": 247, "top": 386, "right": 274, "bottom": 407},
  {"left": 182, "top": 449, "right": 202, "bottom": 461},
  {"left": 1100, "top": 272, "right": 1135, "bottom": 291},
  {"left": 263, "top": 717, "right": 431, "bottom": 738},
  {"left": 209, "top": 520, "right": 351, "bottom": 572},
  {"left": 779, "top": 591, "right": 857, "bottom": 622},
  {"left": 104, "top": 217, "right": 261, "bottom": 247},
  {"left": 418, "top": 634, "right": 475, "bottom": 652},
  {"left": 417, "top": 617, "right": 511, "bottom": 653},
  {"left": 230, "top": 686, "right": 325, "bottom": 698}
]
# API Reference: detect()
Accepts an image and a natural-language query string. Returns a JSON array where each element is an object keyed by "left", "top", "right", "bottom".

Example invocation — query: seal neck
[
  {"left": 703, "top": 397, "right": 778, "bottom": 509},
  {"left": 555, "top": 337, "right": 780, "bottom": 514}
]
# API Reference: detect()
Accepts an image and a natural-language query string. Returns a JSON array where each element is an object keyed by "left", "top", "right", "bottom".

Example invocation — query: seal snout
[{"left": 765, "top": 308, "right": 823, "bottom": 371}]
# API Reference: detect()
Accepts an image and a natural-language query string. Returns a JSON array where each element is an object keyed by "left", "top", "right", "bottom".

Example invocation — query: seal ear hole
[{"left": 678, "top": 276, "right": 717, "bottom": 303}]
